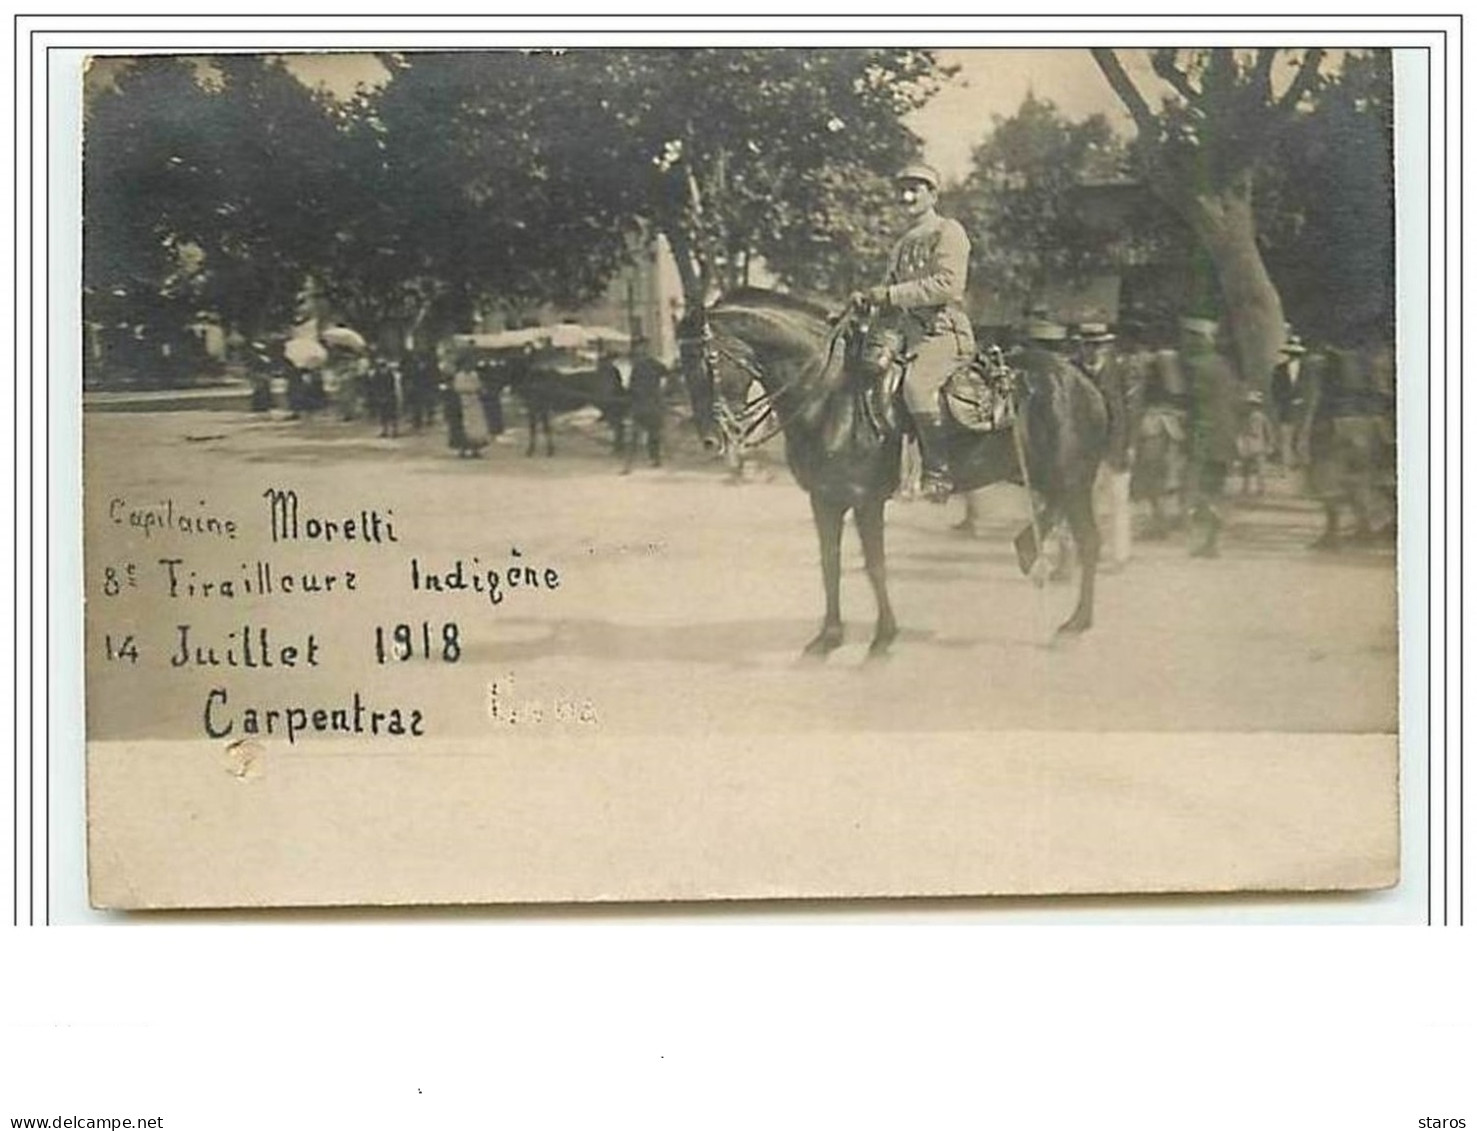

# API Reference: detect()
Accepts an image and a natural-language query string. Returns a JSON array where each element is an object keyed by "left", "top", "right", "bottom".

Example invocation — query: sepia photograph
[{"left": 77, "top": 44, "right": 1405, "bottom": 910}]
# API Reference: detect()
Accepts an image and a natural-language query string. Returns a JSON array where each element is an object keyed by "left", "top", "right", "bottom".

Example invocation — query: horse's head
[
  {"left": 675, "top": 307, "right": 716, "bottom": 449},
  {"left": 677, "top": 305, "right": 758, "bottom": 457}
]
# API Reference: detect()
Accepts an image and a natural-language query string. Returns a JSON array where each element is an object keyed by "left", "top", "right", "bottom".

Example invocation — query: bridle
[
  {"left": 681, "top": 302, "right": 862, "bottom": 458},
  {"left": 680, "top": 314, "right": 788, "bottom": 454}
]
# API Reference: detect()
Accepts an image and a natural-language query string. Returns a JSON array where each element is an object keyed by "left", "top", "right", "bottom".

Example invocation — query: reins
[
  {"left": 697, "top": 303, "right": 853, "bottom": 452},
  {"left": 707, "top": 337, "right": 785, "bottom": 448}
]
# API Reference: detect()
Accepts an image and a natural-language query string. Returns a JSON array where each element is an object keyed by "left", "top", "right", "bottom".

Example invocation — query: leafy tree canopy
[
  {"left": 555, "top": 48, "right": 953, "bottom": 301},
  {"left": 85, "top": 54, "right": 343, "bottom": 347},
  {"left": 948, "top": 92, "right": 1131, "bottom": 315},
  {"left": 1092, "top": 48, "right": 1348, "bottom": 384},
  {"left": 1259, "top": 49, "right": 1394, "bottom": 345}
]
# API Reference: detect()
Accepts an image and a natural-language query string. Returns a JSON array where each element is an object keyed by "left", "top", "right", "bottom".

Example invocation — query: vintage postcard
[{"left": 80, "top": 45, "right": 1405, "bottom": 909}]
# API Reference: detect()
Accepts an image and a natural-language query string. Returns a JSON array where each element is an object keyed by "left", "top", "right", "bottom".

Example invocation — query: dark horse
[
  {"left": 504, "top": 354, "right": 630, "bottom": 458},
  {"left": 678, "top": 289, "right": 1108, "bottom": 656}
]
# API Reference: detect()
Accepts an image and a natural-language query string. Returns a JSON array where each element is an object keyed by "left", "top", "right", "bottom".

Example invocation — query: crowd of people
[
  {"left": 249, "top": 341, "right": 446, "bottom": 435},
  {"left": 245, "top": 157, "right": 1396, "bottom": 568},
  {"left": 863, "top": 161, "right": 1397, "bottom": 563},
  {"left": 250, "top": 331, "right": 673, "bottom": 470},
  {"left": 247, "top": 303, "right": 1397, "bottom": 566},
  {"left": 942, "top": 313, "right": 1398, "bottom": 562}
]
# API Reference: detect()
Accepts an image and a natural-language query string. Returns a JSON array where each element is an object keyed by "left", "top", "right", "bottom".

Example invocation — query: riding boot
[{"left": 913, "top": 413, "right": 953, "bottom": 503}]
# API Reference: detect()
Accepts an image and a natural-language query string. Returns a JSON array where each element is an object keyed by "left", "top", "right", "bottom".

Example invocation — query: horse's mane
[
  {"left": 718, "top": 287, "right": 838, "bottom": 324},
  {"left": 708, "top": 287, "right": 852, "bottom": 405}
]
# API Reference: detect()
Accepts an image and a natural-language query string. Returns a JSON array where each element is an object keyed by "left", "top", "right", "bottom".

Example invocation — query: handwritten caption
[{"left": 95, "top": 487, "right": 569, "bottom": 745}]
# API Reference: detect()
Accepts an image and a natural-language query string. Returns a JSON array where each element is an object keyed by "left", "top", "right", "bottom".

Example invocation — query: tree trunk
[
  {"left": 407, "top": 299, "right": 431, "bottom": 352},
  {"left": 1183, "top": 182, "right": 1285, "bottom": 390},
  {"left": 662, "top": 222, "right": 707, "bottom": 314}
]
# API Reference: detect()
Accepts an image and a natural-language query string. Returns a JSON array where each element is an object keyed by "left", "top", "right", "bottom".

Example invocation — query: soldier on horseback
[{"left": 851, "top": 162, "right": 975, "bottom": 502}]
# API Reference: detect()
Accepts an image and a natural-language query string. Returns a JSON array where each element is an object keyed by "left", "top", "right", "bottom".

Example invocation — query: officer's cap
[
  {"left": 1078, "top": 321, "right": 1116, "bottom": 343},
  {"left": 1281, "top": 334, "right": 1307, "bottom": 356},
  {"left": 895, "top": 163, "right": 942, "bottom": 192}
]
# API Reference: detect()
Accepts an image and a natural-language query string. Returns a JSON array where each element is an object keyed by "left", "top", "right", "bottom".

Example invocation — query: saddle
[
  {"left": 941, "top": 346, "right": 1018, "bottom": 434},
  {"left": 842, "top": 309, "right": 908, "bottom": 438},
  {"left": 840, "top": 311, "right": 1020, "bottom": 439}
]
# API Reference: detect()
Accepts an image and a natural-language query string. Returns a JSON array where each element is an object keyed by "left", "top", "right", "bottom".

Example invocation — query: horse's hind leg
[
  {"left": 854, "top": 494, "right": 898, "bottom": 656},
  {"left": 1058, "top": 485, "right": 1099, "bottom": 635},
  {"left": 804, "top": 495, "right": 847, "bottom": 657},
  {"left": 1013, "top": 499, "right": 1059, "bottom": 576}
]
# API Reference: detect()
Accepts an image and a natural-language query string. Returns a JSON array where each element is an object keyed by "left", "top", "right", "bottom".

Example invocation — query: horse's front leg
[
  {"left": 854, "top": 494, "right": 898, "bottom": 657},
  {"left": 804, "top": 494, "right": 847, "bottom": 657}
]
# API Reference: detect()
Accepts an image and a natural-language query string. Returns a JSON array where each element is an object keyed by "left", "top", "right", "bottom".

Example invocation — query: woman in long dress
[{"left": 450, "top": 350, "right": 489, "bottom": 456}]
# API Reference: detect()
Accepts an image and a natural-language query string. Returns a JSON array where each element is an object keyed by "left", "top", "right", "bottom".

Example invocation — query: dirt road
[{"left": 82, "top": 407, "right": 1399, "bottom": 743}]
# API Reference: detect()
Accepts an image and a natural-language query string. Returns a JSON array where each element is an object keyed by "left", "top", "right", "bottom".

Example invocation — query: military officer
[
  {"left": 1131, "top": 329, "right": 1191, "bottom": 539},
  {"left": 1296, "top": 336, "right": 1396, "bottom": 549},
  {"left": 853, "top": 162, "right": 975, "bottom": 502},
  {"left": 1180, "top": 315, "right": 1241, "bottom": 558}
]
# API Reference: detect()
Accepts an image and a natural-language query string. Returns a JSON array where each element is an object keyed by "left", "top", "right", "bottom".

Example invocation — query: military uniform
[
  {"left": 1131, "top": 347, "right": 1190, "bottom": 537},
  {"left": 1185, "top": 348, "right": 1240, "bottom": 472},
  {"left": 1299, "top": 345, "right": 1396, "bottom": 545},
  {"left": 1181, "top": 320, "right": 1241, "bottom": 557},
  {"left": 866, "top": 163, "right": 976, "bottom": 502},
  {"left": 884, "top": 212, "right": 976, "bottom": 416}
]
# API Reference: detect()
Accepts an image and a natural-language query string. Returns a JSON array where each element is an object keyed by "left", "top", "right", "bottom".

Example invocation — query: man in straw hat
[
  {"left": 1179, "top": 314, "right": 1241, "bottom": 558},
  {"left": 852, "top": 161, "right": 974, "bottom": 502},
  {"left": 1271, "top": 326, "right": 1307, "bottom": 471}
]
